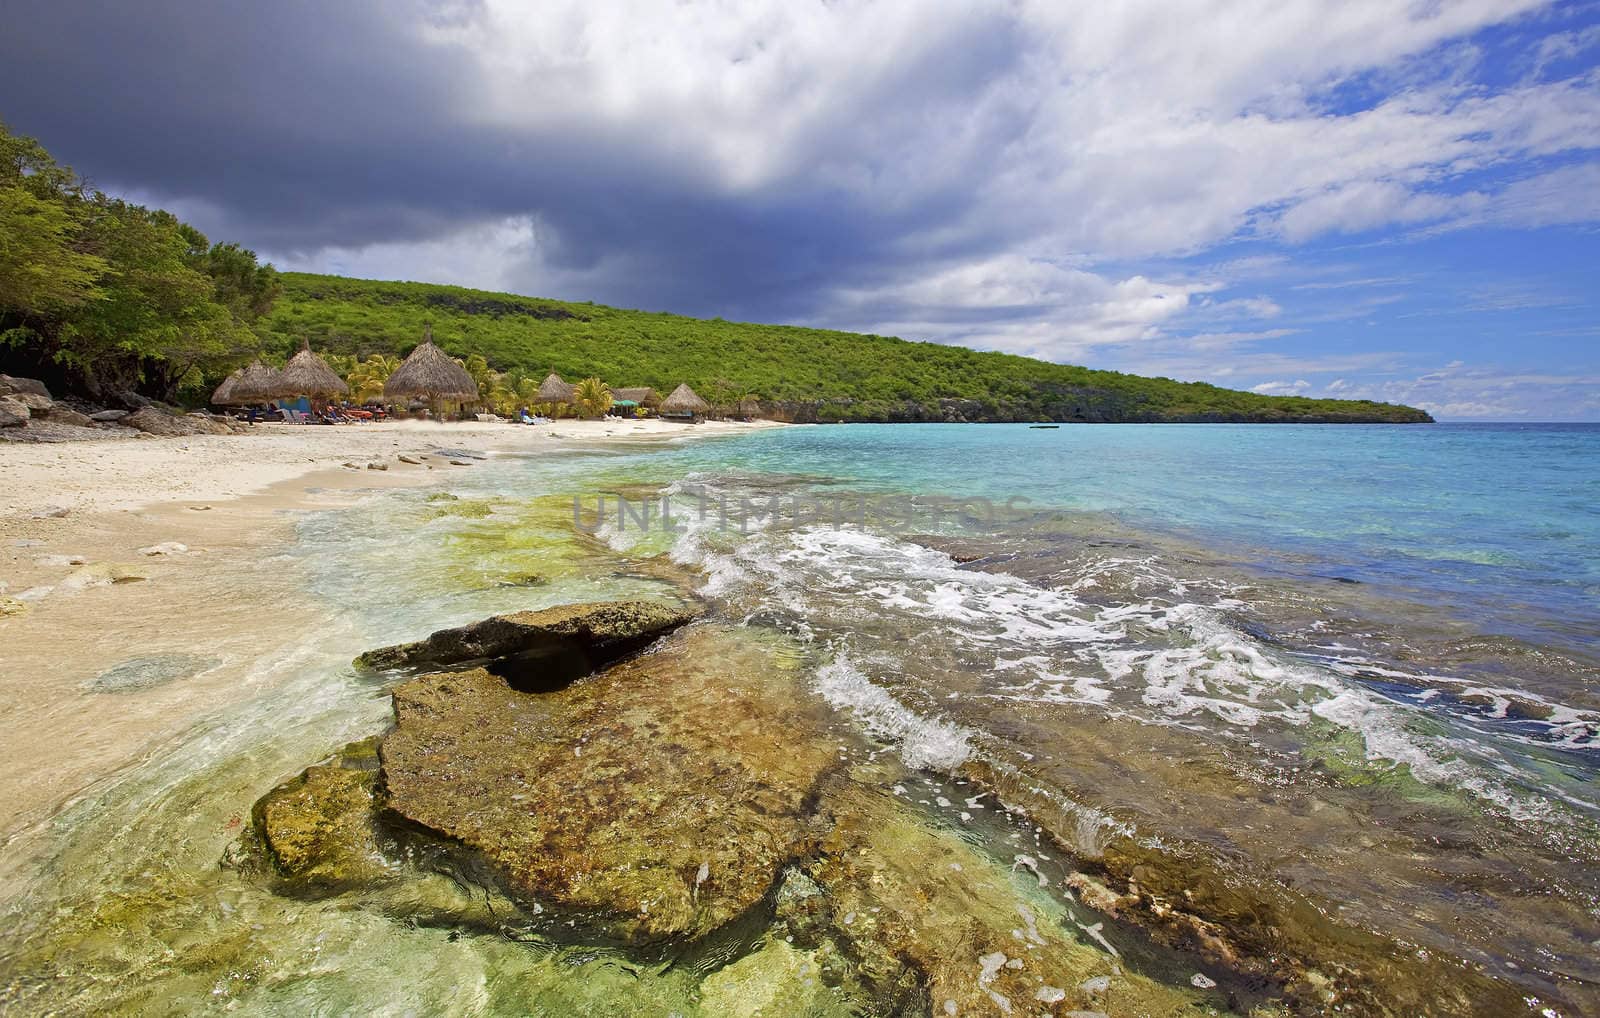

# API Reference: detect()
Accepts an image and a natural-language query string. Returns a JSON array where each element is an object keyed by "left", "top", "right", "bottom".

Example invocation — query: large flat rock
[
  {"left": 354, "top": 598, "right": 698, "bottom": 675},
  {"left": 379, "top": 625, "right": 837, "bottom": 945}
]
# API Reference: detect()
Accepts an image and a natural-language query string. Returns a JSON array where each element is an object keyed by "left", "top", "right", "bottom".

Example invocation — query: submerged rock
[
  {"left": 699, "top": 939, "right": 860, "bottom": 1017},
  {"left": 137, "top": 542, "right": 190, "bottom": 556},
  {"left": 242, "top": 608, "right": 1255, "bottom": 1010},
  {"left": 353, "top": 598, "right": 697, "bottom": 675},
  {"left": 495, "top": 572, "right": 547, "bottom": 588},
  {"left": 85, "top": 653, "right": 219, "bottom": 693},
  {"left": 56, "top": 562, "right": 149, "bottom": 592},
  {"left": 780, "top": 783, "right": 1222, "bottom": 1018},
  {"left": 252, "top": 742, "right": 390, "bottom": 892},
  {"left": 379, "top": 625, "right": 836, "bottom": 945}
]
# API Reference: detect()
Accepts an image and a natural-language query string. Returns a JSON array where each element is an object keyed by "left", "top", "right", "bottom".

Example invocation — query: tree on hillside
[
  {"left": 62, "top": 202, "right": 258, "bottom": 399},
  {"left": 202, "top": 241, "right": 280, "bottom": 321},
  {"left": 0, "top": 185, "right": 107, "bottom": 318},
  {"left": 704, "top": 377, "right": 760, "bottom": 419},
  {"left": 0, "top": 123, "right": 107, "bottom": 337},
  {"left": 0, "top": 119, "right": 279, "bottom": 402}
]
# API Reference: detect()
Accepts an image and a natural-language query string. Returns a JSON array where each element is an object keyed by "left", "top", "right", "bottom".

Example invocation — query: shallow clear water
[{"left": 4, "top": 423, "right": 1598, "bottom": 1015}]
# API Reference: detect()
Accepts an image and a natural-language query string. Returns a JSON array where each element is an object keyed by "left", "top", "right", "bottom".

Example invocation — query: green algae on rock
[
  {"left": 353, "top": 598, "right": 698, "bottom": 673},
  {"left": 248, "top": 738, "right": 393, "bottom": 892},
  {"left": 698, "top": 938, "right": 863, "bottom": 1017},
  {"left": 229, "top": 612, "right": 1278, "bottom": 1013},
  {"left": 960, "top": 752, "right": 1536, "bottom": 1016},
  {"left": 84, "top": 653, "right": 220, "bottom": 694},
  {"left": 378, "top": 625, "right": 837, "bottom": 945},
  {"left": 424, "top": 495, "right": 497, "bottom": 520},
  {"left": 782, "top": 782, "right": 1235, "bottom": 1018}
]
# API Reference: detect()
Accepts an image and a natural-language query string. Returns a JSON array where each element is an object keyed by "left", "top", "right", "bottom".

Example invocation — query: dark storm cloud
[{"left": 0, "top": 0, "right": 1028, "bottom": 321}]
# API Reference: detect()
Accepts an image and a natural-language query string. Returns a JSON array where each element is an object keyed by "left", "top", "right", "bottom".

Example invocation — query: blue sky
[{"left": 2, "top": 0, "right": 1597, "bottom": 418}]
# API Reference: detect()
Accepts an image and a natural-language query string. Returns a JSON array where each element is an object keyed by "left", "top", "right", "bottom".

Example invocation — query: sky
[{"left": 2, "top": 1, "right": 1597, "bottom": 419}]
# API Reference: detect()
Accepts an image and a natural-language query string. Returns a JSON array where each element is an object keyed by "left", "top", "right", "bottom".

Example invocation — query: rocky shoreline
[
  {"left": 241, "top": 601, "right": 1237, "bottom": 1016},
  {"left": 1, "top": 372, "right": 251, "bottom": 443},
  {"left": 226, "top": 590, "right": 1541, "bottom": 1017}
]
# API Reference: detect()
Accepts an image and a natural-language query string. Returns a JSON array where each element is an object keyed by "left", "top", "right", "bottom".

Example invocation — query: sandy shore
[
  {"left": 0, "top": 417, "right": 781, "bottom": 869},
  {"left": 0, "top": 416, "right": 781, "bottom": 518}
]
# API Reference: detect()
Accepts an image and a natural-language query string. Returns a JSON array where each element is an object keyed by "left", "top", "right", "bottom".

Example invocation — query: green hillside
[{"left": 261, "top": 273, "right": 1431, "bottom": 424}]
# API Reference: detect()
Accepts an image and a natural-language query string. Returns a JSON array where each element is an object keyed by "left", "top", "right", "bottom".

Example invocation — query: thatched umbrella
[
  {"left": 611, "top": 386, "right": 661, "bottom": 409},
  {"left": 234, "top": 360, "right": 286, "bottom": 403},
  {"left": 383, "top": 327, "right": 479, "bottom": 420},
  {"left": 212, "top": 360, "right": 285, "bottom": 406},
  {"left": 537, "top": 371, "right": 575, "bottom": 404},
  {"left": 210, "top": 368, "right": 245, "bottom": 406},
  {"left": 660, "top": 383, "right": 710, "bottom": 420},
  {"left": 277, "top": 342, "right": 348, "bottom": 402}
]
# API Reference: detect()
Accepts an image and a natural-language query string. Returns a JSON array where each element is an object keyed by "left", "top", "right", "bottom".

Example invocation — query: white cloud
[
  {"left": 1111, "top": 348, "right": 1406, "bottom": 382},
  {"left": 408, "top": 0, "right": 1600, "bottom": 265},
  {"left": 826, "top": 254, "right": 1225, "bottom": 357},
  {"left": 1322, "top": 362, "right": 1600, "bottom": 419},
  {"left": 1451, "top": 162, "right": 1600, "bottom": 230},
  {"left": 265, "top": 216, "right": 542, "bottom": 293},
  {"left": 1276, "top": 180, "right": 1462, "bottom": 241},
  {"left": 1251, "top": 379, "right": 1313, "bottom": 395},
  {"left": 1532, "top": 24, "right": 1600, "bottom": 77}
]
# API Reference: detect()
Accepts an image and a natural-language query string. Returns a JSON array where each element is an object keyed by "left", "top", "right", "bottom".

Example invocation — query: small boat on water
[{"left": 1029, "top": 424, "right": 1059, "bottom": 429}]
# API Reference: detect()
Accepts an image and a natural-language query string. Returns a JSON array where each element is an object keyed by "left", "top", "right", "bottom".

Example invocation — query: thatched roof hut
[
  {"left": 277, "top": 343, "right": 349, "bottom": 398},
  {"left": 611, "top": 386, "right": 661, "bottom": 409},
  {"left": 235, "top": 360, "right": 285, "bottom": 403},
  {"left": 210, "top": 368, "right": 244, "bottom": 406},
  {"left": 537, "top": 371, "right": 575, "bottom": 404},
  {"left": 212, "top": 360, "right": 285, "bottom": 405},
  {"left": 659, "top": 383, "right": 710, "bottom": 418},
  {"left": 384, "top": 330, "right": 478, "bottom": 402}
]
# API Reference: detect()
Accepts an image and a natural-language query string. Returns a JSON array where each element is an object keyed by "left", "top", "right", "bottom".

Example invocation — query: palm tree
[
  {"left": 486, "top": 375, "right": 519, "bottom": 415},
  {"left": 464, "top": 353, "right": 496, "bottom": 403},
  {"left": 346, "top": 353, "right": 400, "bottom": 403},
  {"left": 515, "top": 375, "right": 541, "bottom": 407},
  {"left": 572, "top": 376, "right": 613, "bottom": 419}
]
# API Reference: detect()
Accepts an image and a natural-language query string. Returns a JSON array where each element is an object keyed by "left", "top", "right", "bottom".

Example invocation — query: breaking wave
[{"left": 657, "top": 479, "right": 1597, "bottom": 817}]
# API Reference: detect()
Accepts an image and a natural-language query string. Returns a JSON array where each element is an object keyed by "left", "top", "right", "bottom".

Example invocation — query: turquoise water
[{"left": 575, "top": 422, "right": 1600, "bottom": 652}]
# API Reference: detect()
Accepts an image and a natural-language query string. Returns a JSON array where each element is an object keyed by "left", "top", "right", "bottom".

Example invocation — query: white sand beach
[{"left": 0, "top": 417, "right": 782, "bottom": 518}]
